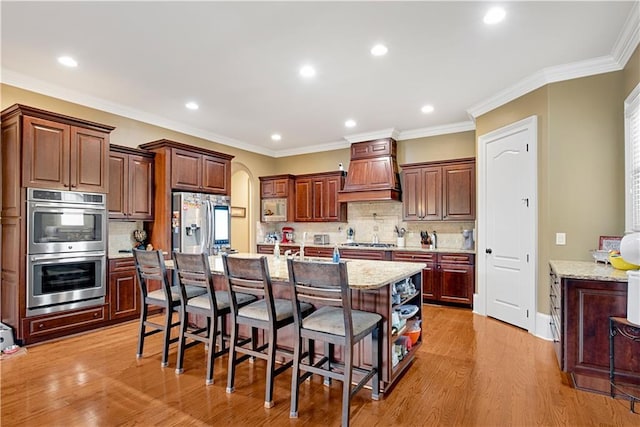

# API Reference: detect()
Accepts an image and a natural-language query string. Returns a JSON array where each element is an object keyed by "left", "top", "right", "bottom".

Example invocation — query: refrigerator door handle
[{"left": 204, "top": 200, "right": 212, "bottom": 254}]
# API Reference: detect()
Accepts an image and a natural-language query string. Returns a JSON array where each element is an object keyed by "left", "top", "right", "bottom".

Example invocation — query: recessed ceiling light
[
  {"left": 57, "top": 56, "right": 78, "bottom": 67},
  {"left": 421, "top": 105, "right": 435, "bottom": 114},
  {"left": 345, "top": 119, "right": 357, "bottom": 128},
  {"left": 271, "top": 133, "right": 282, "bottom": 141},
  {"left": 185, "top": 102, "right": 199, "bottom": 110},
  {"left": 484, "top": 7, "right": 506, "bottom": 25},
  {"left": 370, "top": 44, "right": 388, "bottom": 57},
  {"left": 299, "top": 65, "right": 316, "bottom": 78}
]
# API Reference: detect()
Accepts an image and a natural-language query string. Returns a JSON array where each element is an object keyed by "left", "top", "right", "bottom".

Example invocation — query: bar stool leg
[
  {"left": 175, "top": 308, "right": 188, "bottom": 374},
  {"left": 137, "top": 304, "right": 148, "bottom": 358},
  {"left": 264, "top": 328, "right": 277, "bottom": 408},
  {"left": 226, "top": 322, "right": 239, "bottom": 393}
]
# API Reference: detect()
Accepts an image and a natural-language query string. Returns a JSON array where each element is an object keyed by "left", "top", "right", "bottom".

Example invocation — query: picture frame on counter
[
  {"left": 231, "top": 206, "right": 246, "bottom": 218},
  {"left": 598, "top": 235, "right": 622, "bottom": 251}
]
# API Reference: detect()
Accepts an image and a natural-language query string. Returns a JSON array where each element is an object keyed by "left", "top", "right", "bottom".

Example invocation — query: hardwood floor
[{"left": 1, "top": 304, "right": 638, "bottom": 426}]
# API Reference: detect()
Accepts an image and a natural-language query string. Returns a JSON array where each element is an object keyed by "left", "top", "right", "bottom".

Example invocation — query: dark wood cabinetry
[
  {"left": 109, "top": 145, "right": 154, "bottom": 220},
  {"left": 170, "top": 147, "right": 230, "bottom": 194},
  {"left": 392, "top": 251, "right": 474, "bottom": 306},
  {"left": 260, "top": 175, "right": 295, "bottom": 222},
  {"left": 260, "top": 175, "right": 294, "bottom": 198},
  {"left": 138, "top": 139, "right": 234, "bottom": 253},
  {"left": 19, "top": 111, "right": 112, "bottom": 193},
  {"left": 1, "top": 104, "right": 115, "bottom": 345},
  {"left": 401, "top": 158, "right": 475, "bottom": 221},
  {"left": 108, "top": 258, "right": 139, "bottom": 321},
  {"left": 294, "top": 171, "right": 346, "bottom": 222},
  {"left": 552, "top": 274, "right": 639, "bottom": 394},
  {"left": 338, "top": 138, "right": 401, "bottom": 202}
]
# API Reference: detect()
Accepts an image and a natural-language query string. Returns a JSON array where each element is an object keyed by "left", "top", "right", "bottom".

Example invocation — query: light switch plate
[{"left": 556, "top": 232, "right": 566, "bottom": 245}]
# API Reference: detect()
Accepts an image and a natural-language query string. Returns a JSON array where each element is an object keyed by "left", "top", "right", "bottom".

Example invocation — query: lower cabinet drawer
[
  {"left": 392, "top": 251, "right": 436, "bottom": 263},
  {"left": 438, "top": 253, "right": 474, "bottom": 264},
  {"left": 339, "top": 249, "right": 389, "bottom": 260},
  {"left": 25, "top": 305, "right": 107, "bottom": 339}
]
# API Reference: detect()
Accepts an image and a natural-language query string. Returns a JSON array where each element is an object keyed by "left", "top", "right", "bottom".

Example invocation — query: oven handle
[
  {"left": 30, "top": 202, "right": 106, "bottom": 212},
  {"left": 29, "top": 252, "right": 106, "bottom": 263}
]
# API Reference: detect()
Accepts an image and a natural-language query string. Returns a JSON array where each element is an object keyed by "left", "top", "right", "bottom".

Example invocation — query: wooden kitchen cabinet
[
  {"left": 551, "top": 272, "right": 640, "bottom": 394},
  {"left": 138, "top": 139, "right": 234, "bottom": 253},
  {"left": 294, "top": 171, "right": 347, "bottom": 222},
  {"left": 109, "top": 145, "right": 154, "bottom": 221},
  {"left": 15, "top": 106, "right": 114, "bottom": 192},
  {"left": 260, "top": 175, "right": 294, "bottom": 198},
  {"left": 171, "top": 147, "right": 230, "bottom": 194},
  {"left": 108, "top": 258, "right": 140, "bottom": 321},
  {"left": 401, "top": 158, "right": 475, "bottom": 221},
  {"left": 392, "top": 251, "right": 474, "bottom": 306}
]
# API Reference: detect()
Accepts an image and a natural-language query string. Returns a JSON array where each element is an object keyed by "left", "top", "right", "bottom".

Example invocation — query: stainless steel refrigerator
[{"left": 171, "top": 192, "right": 231, "bottom": 254}]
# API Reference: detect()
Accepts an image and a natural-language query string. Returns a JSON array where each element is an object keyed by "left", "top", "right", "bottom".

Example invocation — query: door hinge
[
  {"left": 526, "top": 254, "right": 529, "bottom": 262},
  {"left": 526, "top": 143, "right": 529, "bottom": 152},
  {"left": 526, "top": 309, "right": 529, "bottom": 318}
]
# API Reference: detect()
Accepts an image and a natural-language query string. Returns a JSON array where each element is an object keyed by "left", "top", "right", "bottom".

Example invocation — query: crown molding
[
  {"left": 612, "top": 0, "right": 640, "bottom": 68},
  {"left": 468, "top": 4, "right": 640, "bottom": 120},
  {"left": 0, "top": 69, "right": 277, "bottom": 158},
  {"left": 343, "top": 128, "right": 400, "bottom": 144},
  {"left": 271, "top": 139, "right": 350, "bottom": 158},
  {"left": 398, "top": 121, "right": 476, "bottom": 140}
]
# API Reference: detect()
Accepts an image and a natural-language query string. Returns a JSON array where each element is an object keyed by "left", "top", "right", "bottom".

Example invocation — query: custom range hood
[{"left": 337, "top": 137, "right": 401, "bottom": 203}]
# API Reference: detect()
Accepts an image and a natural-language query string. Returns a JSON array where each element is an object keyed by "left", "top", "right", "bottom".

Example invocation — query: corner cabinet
[
  {"left": 138, "top": 139, "right": 234, "bottom": 253},
  {"left": 109, "top": 145, "right": 155, "bottom": 221},
  {"left": 6, "top": 104, "right": 114, "bottom": 193},
  {"left": 294, "top": 171, "right": 347, "bottom": 222},
  {"left": 401, "top": 158, "right": 475, "bottom": 221}
]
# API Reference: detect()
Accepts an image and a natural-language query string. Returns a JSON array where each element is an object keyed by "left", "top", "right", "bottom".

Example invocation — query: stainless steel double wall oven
[{"left": 26, "top": 188, "right": 107, "bottom": 316}]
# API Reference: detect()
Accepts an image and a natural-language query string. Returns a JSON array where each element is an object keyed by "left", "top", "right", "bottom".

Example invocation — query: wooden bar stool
[
  {"left": 221, "top": 254, "right": 313, "bottom": 408},
  {"left": 172, "top": 252, "right": 256, "bottom": 384},
  {"left": 287, "top": 258, "right": 382, "bottom": 427},
  {"left": 133, "top": 249, "right": 205, "bottom": 367}
]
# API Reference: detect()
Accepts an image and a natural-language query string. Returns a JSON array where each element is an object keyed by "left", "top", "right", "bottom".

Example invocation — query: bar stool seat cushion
[
  {"left": 303, "top": 306, "right": 382, "bottom": 337},
  {"left": 148, "top": 285, "right": 205, "bottom": 302},
  {"left": 239, "top": 298, "right": 312, "bottom": 322},
  {"left": 188, "top": 291, "right": 255, "bottom": 310}
]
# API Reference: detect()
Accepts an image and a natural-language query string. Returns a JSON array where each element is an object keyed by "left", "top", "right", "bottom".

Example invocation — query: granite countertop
[
  {"left": 258, "top": 242, "right": 475, "bottom": 255},
  {"left": 549, "top": 260, "right": 631, "bottom": 282},
  {"left": 166, "top": 253, "right": 425, "bottom": 290}
]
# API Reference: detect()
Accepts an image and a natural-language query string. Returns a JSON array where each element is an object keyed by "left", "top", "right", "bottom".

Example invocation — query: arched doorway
[{"left": 230, "top": 165, "right": 252, "bottom": 253}]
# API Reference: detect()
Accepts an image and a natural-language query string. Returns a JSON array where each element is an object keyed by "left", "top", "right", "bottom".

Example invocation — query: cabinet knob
[{"left": 38, "top": 323, "right": 44, "bottom": 329}]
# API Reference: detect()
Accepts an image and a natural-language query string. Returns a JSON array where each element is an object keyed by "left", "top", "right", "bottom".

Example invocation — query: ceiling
[{"left": 1, "top": 1, "right": 638, "bottom": 157}]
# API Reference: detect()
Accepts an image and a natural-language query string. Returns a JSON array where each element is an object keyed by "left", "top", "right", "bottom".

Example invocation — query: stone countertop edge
[
  {"left": 164, "top": 254, "right": 426, "bottom": 290},
  {"left": 549, "top": 259, "right": 632, "bottom": 282},
  {"left": 258, "top": 243, "right": 476, "bottom": 254}
]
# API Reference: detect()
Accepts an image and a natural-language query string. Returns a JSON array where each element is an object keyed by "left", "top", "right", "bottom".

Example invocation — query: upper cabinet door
[
  {"left": 422, "top": 166, "right": 442, "bottom": 221},
  {"left": 442, "top": 162, "right": 475, "bottom": 221},
  {"left": 108, "top": 152, "right": 128, "bottom": 219},
  {"left": 171, "top": 148, "right": 202, "bottom": 191},
  {"left": 128, "top": 154, "right": 154, "bottom": 220},
  {"left": 22, "top": 115, "right": 110, "bottom": 192},
  {"left": 71, "top": 126, "right": 109, "bottom": 192},
  {"left": 22, "top": 116, "right": 70, "bottom": 190},
  {"left": 294, "top": 178, "right": 313, "bottom": 222},
  {"left": 201, "top": 154, "right": 229, "bottom": 194}
]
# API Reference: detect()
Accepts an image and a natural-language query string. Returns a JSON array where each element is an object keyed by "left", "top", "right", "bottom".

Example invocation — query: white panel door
[{"left": 478, "top": 116, "right": 537, "bottom": 331}]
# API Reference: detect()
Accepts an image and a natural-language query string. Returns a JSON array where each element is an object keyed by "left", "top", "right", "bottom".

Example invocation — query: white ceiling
[{"left": 1, "top": 1, "right": 638, "bottom": 157}]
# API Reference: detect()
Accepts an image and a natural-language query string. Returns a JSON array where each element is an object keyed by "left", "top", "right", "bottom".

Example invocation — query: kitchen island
[
  {"left": 549, "top": 260, "right": 638, "bottom": 395},
  {"left": 169, "top": 253, "right": 426, "bottom": 394}
]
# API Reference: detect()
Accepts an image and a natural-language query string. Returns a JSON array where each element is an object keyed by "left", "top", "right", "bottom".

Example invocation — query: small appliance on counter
[
  {"left": 282, "top": 226, "right": 295, "bottom": 243},
  {"left": 462, "top": 229, "right": 475, "bottom": 250},
  {"left": 314, "top": 234, "right": 330, "bottom": 245},
  {"left": 346, "top": 227, "right": 355, "bottom": 243}
]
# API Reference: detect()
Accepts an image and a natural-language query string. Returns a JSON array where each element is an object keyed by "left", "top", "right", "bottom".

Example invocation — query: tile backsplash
[
  {"left": 108, "top": 221, "right": 143, "bottom": 256},
  {"left": 256, "top": 201, "right": 475, "bottom": 250}
]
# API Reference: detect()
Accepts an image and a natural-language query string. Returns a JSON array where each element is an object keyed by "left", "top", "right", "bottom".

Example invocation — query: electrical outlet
[{"left": 556, "top": 232, "right": 566, "bottom": 245}]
